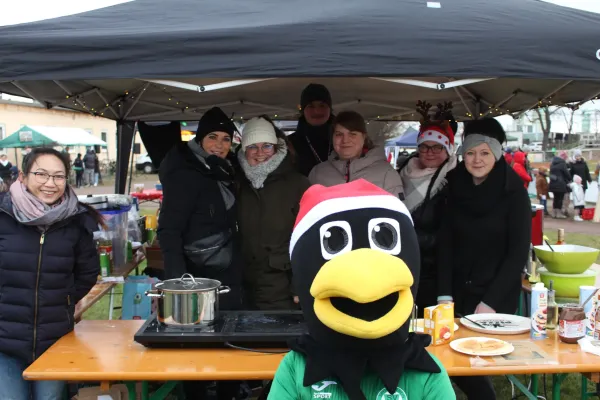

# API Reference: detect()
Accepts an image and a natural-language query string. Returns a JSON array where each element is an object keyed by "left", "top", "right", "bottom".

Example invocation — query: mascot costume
[{"left": 268, "top": 179, "right": 454, "bottom": 400}]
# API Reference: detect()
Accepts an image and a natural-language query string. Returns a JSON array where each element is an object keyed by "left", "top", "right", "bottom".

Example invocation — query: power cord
[{"left": 224, "top": 342, "right": 290, "bottom": 354}]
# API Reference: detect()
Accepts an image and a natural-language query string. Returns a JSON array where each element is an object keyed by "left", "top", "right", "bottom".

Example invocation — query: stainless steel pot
[{"left": 145, "top": 273, "right": 230, "bottom": 326}]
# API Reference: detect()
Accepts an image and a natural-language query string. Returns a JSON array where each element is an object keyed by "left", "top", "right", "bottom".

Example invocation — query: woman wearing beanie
[
  {"left": 237, "top": 116, "right": 310, "bottom": 310},
  {"left": 308, "top": 110, "right": 403, "bottom": 197},
  {"left": 288, "top": 83, "right": 335, "bottom": 176},
  {"left": 397, "top": 103, "right": 458, "bottom": 317},
  {"left": 157, "top": 107, "right": 243, "bottom": 399},
  {"left": 436, "top": 133, "right": 531, "bottom": 400},
  {"left": 548, "top": 150, "right": 572, "bottom": 219}
]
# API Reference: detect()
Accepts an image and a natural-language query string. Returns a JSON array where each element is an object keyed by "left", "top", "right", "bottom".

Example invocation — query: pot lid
[{"left": 156, "top": 274, "right": 221, "bottom": 292}]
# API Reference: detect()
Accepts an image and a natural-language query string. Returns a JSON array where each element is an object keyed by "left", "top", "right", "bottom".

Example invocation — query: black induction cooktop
[{"left": 134, "top": 311, "right": 306, "bottom": 348}]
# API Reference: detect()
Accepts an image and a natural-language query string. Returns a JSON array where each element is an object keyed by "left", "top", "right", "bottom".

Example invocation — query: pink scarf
[{"left": 9, "top": 181, "right": 80, "bottom": 228}]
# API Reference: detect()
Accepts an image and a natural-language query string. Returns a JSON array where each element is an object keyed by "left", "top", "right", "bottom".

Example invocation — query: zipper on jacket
[
  {"left": 32, "top": 233, "right": 45, "bottom": 362},
  {"left": 345, "top": 161, "right": 351, "bottom": 183}
]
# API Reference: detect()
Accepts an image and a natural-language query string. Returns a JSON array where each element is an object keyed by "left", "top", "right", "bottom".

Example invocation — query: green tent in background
[{"left": 0, "top": 125, "right": 107, "bottom": 149}]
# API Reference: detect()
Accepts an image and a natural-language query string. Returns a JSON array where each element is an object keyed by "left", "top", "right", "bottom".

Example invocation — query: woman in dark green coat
[{"left": 237, "top": 116, "right": 310, "bottom": 310}]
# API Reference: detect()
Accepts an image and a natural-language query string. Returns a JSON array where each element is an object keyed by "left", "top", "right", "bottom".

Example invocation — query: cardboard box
[
  {"left": 424, "top": 303, "right": 455, "bottom": 346},
  {"left": 74, "top": 384, "right": 129, "bottom": 400}
]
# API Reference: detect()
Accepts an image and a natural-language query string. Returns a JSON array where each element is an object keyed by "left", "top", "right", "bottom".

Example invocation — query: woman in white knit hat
[{"left": 237, "top": 116, "right": 310, "bottom": 310}]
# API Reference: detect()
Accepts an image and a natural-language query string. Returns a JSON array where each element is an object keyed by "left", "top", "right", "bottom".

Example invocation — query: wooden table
[
  {"left": 24, "top": 319, "right": 600, "bottom": 400},
  {"left": 74, "top": 253, "right": 146, "bottom": 321}
]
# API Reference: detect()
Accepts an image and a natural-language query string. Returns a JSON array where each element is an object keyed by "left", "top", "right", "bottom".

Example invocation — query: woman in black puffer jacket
[
  {"left": 548, "top": 151, "right": 572, "bottom": 219},
  {"left": 0, "top": 148, "right": 101, "bottom": 400}
]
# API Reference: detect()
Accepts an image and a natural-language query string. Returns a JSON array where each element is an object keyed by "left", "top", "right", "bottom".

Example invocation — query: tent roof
[
  {"left": 1, "top": 0, "right": 600, "bottom": 122},
  {"left": 1, "top": 0, "right": 599, "bottom": 80},
  {"left": 0, "top": 125, "right": 107, "bottom": 148}
]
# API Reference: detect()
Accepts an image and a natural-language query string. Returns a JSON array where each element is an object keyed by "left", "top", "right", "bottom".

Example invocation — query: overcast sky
[{"left": 1, "top": 0, "right": 599, "bottom": 27}]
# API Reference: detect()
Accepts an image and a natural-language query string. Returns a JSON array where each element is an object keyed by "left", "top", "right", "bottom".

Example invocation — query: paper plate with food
[
  {"left": 450, "top": 337, "right": 514, "bottom": 357},
  {"left": 459, "top": 313, "right": 530, "bottom": 335},
  {"left": 409, "top": 319, "right": 460, "bottom": 334}
]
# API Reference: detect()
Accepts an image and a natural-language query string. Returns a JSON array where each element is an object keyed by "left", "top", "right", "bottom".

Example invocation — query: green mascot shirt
[{"left": 269, "top": 351, "right": 456, "bottom": 400}]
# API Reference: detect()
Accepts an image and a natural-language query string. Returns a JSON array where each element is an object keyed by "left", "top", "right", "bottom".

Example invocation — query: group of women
[
  {"left": 157, "top": 84, "right": 531, "bottom": 399},
  {"left": 0, "top": 83, "right": 531, "bottom": 400}
]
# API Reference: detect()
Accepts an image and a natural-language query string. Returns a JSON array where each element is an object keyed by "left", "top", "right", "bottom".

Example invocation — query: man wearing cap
[{"left": 288, "top": 83, "right": 335, "bottom": 176}]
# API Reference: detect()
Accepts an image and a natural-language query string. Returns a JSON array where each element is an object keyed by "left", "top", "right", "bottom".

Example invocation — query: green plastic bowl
[
  {"left": 539, "top": 267, "right": 598, "bottom": 298},
  {"left": 533, "top": 244, "right": 599, "bottom": 274}
]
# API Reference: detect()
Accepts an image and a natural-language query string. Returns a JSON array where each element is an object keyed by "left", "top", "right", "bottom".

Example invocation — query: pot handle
[
  {"left": 217, "top": 286, "right": 231, "bottom": 295},
  {"left": 145, "top": 289, "right": 164, "bottom": 298}
]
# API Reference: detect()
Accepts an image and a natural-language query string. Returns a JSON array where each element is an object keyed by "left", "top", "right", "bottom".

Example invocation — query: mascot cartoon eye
[
  {"left": 368, "top": 218, "right": 400, "bottom": 255},
  {"left": 319, "top": 221, "right": 353, "bottom": 260}
]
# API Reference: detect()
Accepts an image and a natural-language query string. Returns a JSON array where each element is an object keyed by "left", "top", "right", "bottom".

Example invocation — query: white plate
[
  {"left": 450, "top": 337, "right": 514, "bottom": 357},
  {"left": 410, "top": 319, "right": 460, "bottom": 333},
  {"left": 459, "top": 313, "right": 530, "bottom": 335}
]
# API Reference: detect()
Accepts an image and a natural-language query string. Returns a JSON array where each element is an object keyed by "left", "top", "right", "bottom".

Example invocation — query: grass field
[{"left": 81, "top": 232, "right": 600, "bottom": 399}]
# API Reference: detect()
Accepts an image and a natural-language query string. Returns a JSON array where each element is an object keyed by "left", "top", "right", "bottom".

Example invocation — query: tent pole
[
  {"left": 114, "top": 121, "right": 136, "bottom": 194},
  {"left": 127, "top": 130, "right": 136, "bottom": 195}
]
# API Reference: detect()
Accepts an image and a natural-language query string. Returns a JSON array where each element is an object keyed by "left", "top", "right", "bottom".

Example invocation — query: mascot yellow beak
[{"left": 310, "top": 248, "right": 414, "bottom": 339}]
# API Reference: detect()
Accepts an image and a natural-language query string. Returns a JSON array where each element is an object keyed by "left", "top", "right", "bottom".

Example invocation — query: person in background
[
  {"left": 548, "top": 151, "right": 571, "bottom": 219},
  {"left": 0, "top": 148, "right": 102, "bottom": 400},
  {"left": 73, "top": 154, "right": 84, "bottom": 188},
  {"left": 0, "top": 152, "right": 13, "bottom": 184},
  {"left": 94, "top": 153, "right": 102, "bottom": 186},
  {"left": 82, "top": 149, "right": 96, "bottom": 187},
  {"left": 437, "top": 130, "right": 531, "bottom": 400},
  {"left": 504, "top": 148, "right": 513, "bottom": 165},
  {"left": 595, "top": 161, "right": 600, "bottom": 182},
  {"left": 569, "top": 175, "right": 586, "bottom": 222},
  {"left": 511, "top": 151, "right": 532, "bottom": 189},
  {"left": 158, "top": 107, "right": 243, "bottom": 400},
  {"left": 397, "top": 101, "right": 458, "bottom": 316},
  {"left": 309, "top": 110, "right": 403, "bottom": 197},
  {"left": 536, "top": 168, "right": 550, "bottom": 216},
  {"left": 288, "top": 83, "right": 334, "bottom": 176},
  {"left": 237, "top": 116, "right": 310, "bottom": 310},
  {"left": 570, "top": 149, "right": 592, "bottom": 192}
]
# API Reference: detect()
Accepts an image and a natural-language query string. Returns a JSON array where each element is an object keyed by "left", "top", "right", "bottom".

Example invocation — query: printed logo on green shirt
[
  {"left": 376, "top": 387, "right": 408, "bottom": 400},
  {"left": 311, "top": 380, "right": 337, "bottom": 398}
]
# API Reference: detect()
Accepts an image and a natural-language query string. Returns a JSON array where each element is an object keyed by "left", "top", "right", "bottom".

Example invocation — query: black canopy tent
[{"left": 1, "top": 0, "right": 599, "bottom": 193}]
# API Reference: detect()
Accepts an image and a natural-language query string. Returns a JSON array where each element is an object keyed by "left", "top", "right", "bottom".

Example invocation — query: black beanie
[
  {"left": 463, "top": 118, "right": 507, "bottom": 144},
  {"left": 300, "top": 83, "right": 332, "bottom": 110},
  {"left": 195, "top": 107, "right": 236, "bottom": 142}
]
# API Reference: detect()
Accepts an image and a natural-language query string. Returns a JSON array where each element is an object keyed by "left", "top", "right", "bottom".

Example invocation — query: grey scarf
[
  {"left": 187, "top": 140, "right": 235, "bottom": 210},
  {"left": 9, "top": 181, "right": 81, "bottom": 232},
  {"left": 238, "top": 139, "right": 287, "bottom": 189}
]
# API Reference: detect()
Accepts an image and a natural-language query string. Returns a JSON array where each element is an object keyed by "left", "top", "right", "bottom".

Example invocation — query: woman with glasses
[
  {"left": 397, "top": 115, "right": 457, "bottom": 317},
  {"left": 237, "top": 116, "right": 310, "bottom": 310},
  {"left": 308, "top": 110, "right": 403, "bottom": 196},
  {"left": 0, "top": 148, "right": 103, "bottom": 400}
]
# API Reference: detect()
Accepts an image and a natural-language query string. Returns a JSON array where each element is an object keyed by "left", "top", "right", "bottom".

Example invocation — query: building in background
[{"left": 0, "top": 94, "right": 147, "bottom": 167}]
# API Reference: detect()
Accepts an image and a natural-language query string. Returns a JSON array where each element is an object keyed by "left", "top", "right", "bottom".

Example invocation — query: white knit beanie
[{"left": 241, "top": 117, "right": 278, "bottom": 151}]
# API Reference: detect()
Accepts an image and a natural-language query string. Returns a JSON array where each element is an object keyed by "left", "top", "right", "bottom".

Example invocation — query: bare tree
[
  {"left": 560, "top": 107, "right": 576, "bottom": 136},
  {"left": 526, "top": 106, "right": 561, "bottom": 151}
]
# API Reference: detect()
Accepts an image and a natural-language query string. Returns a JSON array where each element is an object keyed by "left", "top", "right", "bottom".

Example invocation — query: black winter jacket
[
  {"left": 398, "top": 155, "right": 452, "bottom": 316},
  {"left": 157, "top": 143, "right": 242, "bottom": 310},
  {"left": 0, "top": 161, "right": 13, "bottom": 181},
  {"left": 570, "top": 159, "right": 592, "bottom": 191},
  {"left": 548, "top": 157, "right": 571, "bottom": 193},
  {"left": 437, "top": 159, "right": 531, "bottom": 315},
  {"left": 0, "top": 194, "right": 99, "bottom": 364},
  {"left": 288, "top": 117, "right": 333, "bottom": 176}
]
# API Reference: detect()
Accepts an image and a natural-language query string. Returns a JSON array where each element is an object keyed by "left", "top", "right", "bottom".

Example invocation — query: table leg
[
  {"left": 150, "top": 381, "right": 180, "bottom": 400},
  {"left": 507, "top": 375, "right": 537, "bottom": 400},
  {"left": 125, "top": 382, "right": 137, "bottom": 400},
  {"left": 142, "top": 381, "right": 149, "bottom": 400},
  {"left": 552, "top": 373, "right": 567, "bottom": 400},
  {"left": 531, "top": 374, "right": 539, "bottom": 396},
  {"left": 108, "top": 287, "right": 115, "bottom": 320}
]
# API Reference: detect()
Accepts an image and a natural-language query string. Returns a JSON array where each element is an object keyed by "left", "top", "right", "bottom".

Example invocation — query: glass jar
[{"left": 558, "top": 304, "right": 585, "bottom": 344}]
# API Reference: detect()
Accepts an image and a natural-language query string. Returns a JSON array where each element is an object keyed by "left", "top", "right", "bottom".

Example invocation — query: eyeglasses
[
  {"left": 418, "top": 144, "right": 445, "bottom": 154},
  {"left": 246, "top": 144, "right": 275, "bottom": 153},
  {"left": 30, "top": 172, "right": 67, "bottom": 185}
]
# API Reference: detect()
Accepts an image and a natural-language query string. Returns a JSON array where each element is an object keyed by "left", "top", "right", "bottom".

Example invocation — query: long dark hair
[{"left": 22, "top": 148, "right": 106, "bottom": 229}]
